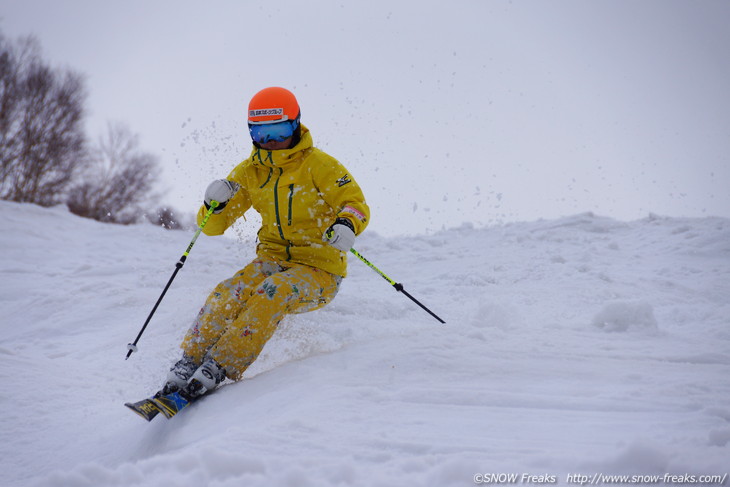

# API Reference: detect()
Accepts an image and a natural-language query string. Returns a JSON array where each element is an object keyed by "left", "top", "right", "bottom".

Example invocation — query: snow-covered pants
[{"left": 181, "top": 259, "right": 341, "bottom": 380}]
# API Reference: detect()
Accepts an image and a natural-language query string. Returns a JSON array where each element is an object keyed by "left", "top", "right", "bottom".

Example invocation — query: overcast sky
[{"left": 3, "top": 0, "right": 729, "bottom": 236}]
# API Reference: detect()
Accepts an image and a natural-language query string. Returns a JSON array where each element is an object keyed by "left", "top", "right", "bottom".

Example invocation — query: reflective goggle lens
[{"left": 248, "top": 119, "right": 298, "bottom": 144}]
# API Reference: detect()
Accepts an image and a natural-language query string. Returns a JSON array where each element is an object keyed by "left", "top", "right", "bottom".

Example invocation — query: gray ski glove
[
  {"left": 323, "top": 217, "right": 356, "bottom": 252},
  {"left": 204, "top": 179, "right": 239, "bottom": 213}
]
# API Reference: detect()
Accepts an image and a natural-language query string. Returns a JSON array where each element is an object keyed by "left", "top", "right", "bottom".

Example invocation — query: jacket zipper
[
  {"left": 287, "top": 184, "right": 294, "bottom": 226},
  {"left": 260, "top": 167, "right": 272, "bottom": 188},
  {"left": 272, "top": 167, "right": 292, "bottom": 261}
]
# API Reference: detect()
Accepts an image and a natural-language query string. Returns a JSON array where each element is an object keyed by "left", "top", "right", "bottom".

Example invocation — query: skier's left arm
[{"left": 315, "top": 156, "right": 370, "bottom": 251}]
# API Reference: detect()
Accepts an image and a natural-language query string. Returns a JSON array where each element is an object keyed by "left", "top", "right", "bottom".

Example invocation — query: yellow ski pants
[{"left": 181, "top": 259, "right": 341, "bottom": 380}]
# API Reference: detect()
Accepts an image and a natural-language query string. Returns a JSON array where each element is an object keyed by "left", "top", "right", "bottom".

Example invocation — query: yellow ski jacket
[{"left": 197, "top": 125, "right": 369, "bottom": 277}]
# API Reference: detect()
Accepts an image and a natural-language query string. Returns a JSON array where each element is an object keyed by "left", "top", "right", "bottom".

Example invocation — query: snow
[{"left": 1, "top": 201, "right": 729, "bottom": 486}]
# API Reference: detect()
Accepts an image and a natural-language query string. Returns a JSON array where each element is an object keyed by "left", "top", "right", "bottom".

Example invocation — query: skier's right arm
[
  {"left": 197, "top": 168, "right": 251, "bottom": 235},
  {"left": 204, "top": 179, "right": 239, "bottom": 213}
]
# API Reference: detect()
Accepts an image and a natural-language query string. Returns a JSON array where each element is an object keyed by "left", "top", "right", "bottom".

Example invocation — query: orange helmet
[{"left": 248, "top": 87, "right": 300, "bottom": 125}]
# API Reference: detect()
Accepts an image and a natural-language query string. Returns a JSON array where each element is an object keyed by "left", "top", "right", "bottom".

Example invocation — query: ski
[
  {"left": 150, "top": 391, "right": 194, "bottom": 419},
  {"left": 125, "top": 397, "right": 162, "bottom": 421},
  {"left": 125, "top": 379, "right": 218, "bottom": 421}
]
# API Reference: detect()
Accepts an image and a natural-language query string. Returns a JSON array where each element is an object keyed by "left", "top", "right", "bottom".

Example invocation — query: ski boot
[
  {"left": 182, "top": 358, "right": 227, "bottom": 400},
  {"left": 161, "top": 354, "right": 199, "bottom": 394},
  {"left": 151, "top": 358, "right": 226, "bottom": 419}
]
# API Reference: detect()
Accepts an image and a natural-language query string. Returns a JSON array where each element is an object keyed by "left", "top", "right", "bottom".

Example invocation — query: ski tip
[{"left": 125, "top": 400, "right": 161, "bottom": 422}]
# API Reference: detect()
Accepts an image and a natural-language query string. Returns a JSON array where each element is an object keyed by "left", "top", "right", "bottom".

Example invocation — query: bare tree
[
  {"left": 67, "top": 122, "right": 161, "bottom": 224},
  {"left": 149, "top": 206, "right": 189, "bottom": 230},
  {"left": 0, "top": 33, "right": 87, "bottom": 205}
]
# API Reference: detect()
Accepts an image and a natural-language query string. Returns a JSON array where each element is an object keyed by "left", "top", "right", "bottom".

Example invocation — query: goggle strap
[{"left": 248, "top": 115, "right": 290, "bottom": 125}]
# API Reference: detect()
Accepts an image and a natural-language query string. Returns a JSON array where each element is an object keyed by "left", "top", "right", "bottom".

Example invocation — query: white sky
[{"left": 2, "top": 0, "right": 729, "bottom": 236}]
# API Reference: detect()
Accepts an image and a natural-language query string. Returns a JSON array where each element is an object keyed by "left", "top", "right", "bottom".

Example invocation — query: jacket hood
[{"left": 250, "top": 125, "right": 313, "bottom": 169}]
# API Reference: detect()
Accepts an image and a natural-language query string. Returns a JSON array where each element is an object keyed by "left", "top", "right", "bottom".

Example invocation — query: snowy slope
[{"left": 1, "top": 201, "right": 729, "bottom": 487}]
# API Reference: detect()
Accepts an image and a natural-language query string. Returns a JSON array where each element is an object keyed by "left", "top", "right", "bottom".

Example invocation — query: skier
[{"left": 162, "top": 86, "right": 370, "bottom": 400}]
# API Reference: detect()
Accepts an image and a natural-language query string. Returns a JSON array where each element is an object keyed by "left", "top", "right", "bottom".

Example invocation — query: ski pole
[
  {"left": 349, "top": 247, "right": 445, "bottom": 324},
  {"left": 125, "top": 201, "right": 219, "bottom": 359}
]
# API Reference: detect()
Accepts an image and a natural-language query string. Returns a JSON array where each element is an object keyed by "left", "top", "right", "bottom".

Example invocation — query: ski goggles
[{"left": 248, "top": 118, "right": 299, "bottom": 144}]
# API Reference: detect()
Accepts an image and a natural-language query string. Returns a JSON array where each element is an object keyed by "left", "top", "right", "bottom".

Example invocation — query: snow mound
[{"left": 591, "top": 300, "right": 659, "bottom": 333}]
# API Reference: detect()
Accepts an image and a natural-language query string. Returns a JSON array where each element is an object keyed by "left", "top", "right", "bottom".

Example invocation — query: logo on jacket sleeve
[
  {"left": 336, "top": 174, "right": 352, "bottom": 187},
  {"left": 341, "top": 205, "right": 367, "bottom": 223}
]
